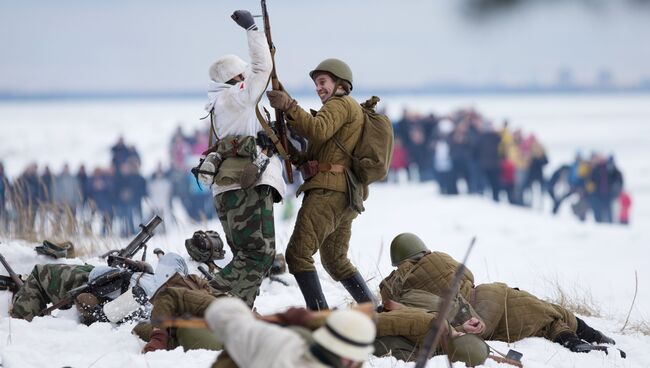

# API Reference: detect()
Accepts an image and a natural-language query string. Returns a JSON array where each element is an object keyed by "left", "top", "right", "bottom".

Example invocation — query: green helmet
[
  {"left": 309, "top": 58, "right": 353, "bottom": 90},
  {"left": 446, "top": 334, "right": 490, "bottom": 366},
  {"left": 390, "top": 233, "right": 428, "bottom": 266}
]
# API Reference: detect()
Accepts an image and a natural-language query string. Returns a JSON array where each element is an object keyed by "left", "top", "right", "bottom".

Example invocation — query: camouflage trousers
[
  {"left": 211, "top": 185, "right": 276, "bottom": 307},
  {"left": 11, "top": 264, "right": 94, "bottom": 321}
]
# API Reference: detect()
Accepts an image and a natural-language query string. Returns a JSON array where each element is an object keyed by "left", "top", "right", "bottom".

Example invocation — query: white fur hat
[
  {"left": 209, "top": 54, "right": 247, "bottom": 83},
  {"left": 312, "top": 309, "right": 376, "bottom": 361}
]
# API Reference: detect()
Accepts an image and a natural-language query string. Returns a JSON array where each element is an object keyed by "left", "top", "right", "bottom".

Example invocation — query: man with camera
[{"left": 195, "top": 9, "right": 285, "bottom": 308}]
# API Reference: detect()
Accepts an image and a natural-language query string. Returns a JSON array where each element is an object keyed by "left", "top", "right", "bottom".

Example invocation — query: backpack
[{"left": 335, "top": 96, "right": 394, "bottom": 185}]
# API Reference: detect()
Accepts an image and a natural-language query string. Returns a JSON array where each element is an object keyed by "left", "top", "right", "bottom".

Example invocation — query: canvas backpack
[{"left": 335, "top": 96, "right": 394, "bottom": 185}]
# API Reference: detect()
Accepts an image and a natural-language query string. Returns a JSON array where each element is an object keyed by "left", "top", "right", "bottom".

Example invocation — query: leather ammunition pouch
[{"left": 344, "top": 168, "right": 365, "bottom": 214}]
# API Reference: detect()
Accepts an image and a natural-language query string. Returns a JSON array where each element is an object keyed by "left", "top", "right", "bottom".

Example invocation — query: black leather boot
[
  {"left": 294, "top": 271, "right": 329, "bottom": 311},
  {"left": 576, "top": 317, "right": 616, "bottom": 345},
  {"left": 555, "top": 332, "right": 608, "bottom": 354},
  {"left": 340, "top": 272, "right": 377, "bottom": 305}
]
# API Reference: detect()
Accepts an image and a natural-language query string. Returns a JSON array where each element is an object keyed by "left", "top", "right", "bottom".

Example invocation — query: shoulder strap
[
  {"left": 333, "top": 136, "right": 354, "bottom": 159},
  {"left": 255, "top": 104, "right": 290, "bottom": 160},
  {"left": 208, "top": 108, "right": 217, "bottom": 148}
]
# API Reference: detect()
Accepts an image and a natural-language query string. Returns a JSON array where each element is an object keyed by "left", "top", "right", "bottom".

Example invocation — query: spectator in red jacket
[
  {"left": 388, "top": 137, "right": 409, "bottom": 183},
  {"left": 619, "top": 191, "right": 631, "bottom": 225}
]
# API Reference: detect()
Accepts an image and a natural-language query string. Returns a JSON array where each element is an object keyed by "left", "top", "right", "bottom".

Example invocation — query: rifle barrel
[
  {"left": 118, "top": 215, "right": 163, "bottom": 259},
  {"left": 262, "top": 0, "right": 294, "bottom": 183}
]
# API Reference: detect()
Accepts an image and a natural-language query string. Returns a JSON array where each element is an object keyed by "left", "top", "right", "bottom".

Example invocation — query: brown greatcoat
[
  {"left": 380, "top": 251, "right": 578, "bottom": 343},
  {"left": 286, "top": 94, "right": 365, "bottom": 195},
  {"left": 283, "top": 94, "right": 366, "bottom": 280}
]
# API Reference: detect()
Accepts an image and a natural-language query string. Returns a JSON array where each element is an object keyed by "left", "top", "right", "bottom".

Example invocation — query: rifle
[
  {"left": 414, "top": 237, "right": 476, "bottom": 368},
  {"left": 152, "top": 302, "right": 375, "bottom": 330},
  {"left": 39, "top": 268, "right": 131, "bottom": 317},
  {"left": 261, "top": 0, "right": 294, "bottom": 184},
  {"left": 197, "top": 265, "right": 214, "bottom": 280},
  {"left": 102, "top": 215, "right": 163, "bottom": 264},
  {"left": 0, "top": 253, "right": 24, "bottom": 291}
]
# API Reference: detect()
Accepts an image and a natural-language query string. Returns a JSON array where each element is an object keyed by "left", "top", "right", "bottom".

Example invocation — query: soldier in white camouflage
[{"left": 196, "top": 10, "right": 285, "bottom": 308}]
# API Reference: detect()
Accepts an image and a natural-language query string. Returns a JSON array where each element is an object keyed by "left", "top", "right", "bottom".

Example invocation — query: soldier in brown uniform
[
  {"left": 266, "top": 59, "right": 373, "bottom": 310},
  {"left": 381, "top": 233, "right": 622, "bottom": 356},
  {"left": 135, "top": 253, "right": 227, "bottom": 353}
]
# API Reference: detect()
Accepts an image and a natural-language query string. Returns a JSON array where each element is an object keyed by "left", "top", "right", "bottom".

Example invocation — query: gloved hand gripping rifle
[{"left": 39, "top": 268, "right": 132, "bottom": 317}]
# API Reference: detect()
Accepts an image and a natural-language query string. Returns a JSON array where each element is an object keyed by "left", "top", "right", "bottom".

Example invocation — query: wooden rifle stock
[
  {"left": 261, "top": 0, "right": 293, "bottom": 183},
  {"left": 153, "top": 302, "right": 375, "bottom": 330},
  {"left": 0, "top": 253, "right": 24, "bottom": 290}
]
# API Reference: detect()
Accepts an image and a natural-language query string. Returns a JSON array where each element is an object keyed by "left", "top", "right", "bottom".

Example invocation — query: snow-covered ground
[{"left": 1, "top": 94, "right": 649, "bottom": 367}]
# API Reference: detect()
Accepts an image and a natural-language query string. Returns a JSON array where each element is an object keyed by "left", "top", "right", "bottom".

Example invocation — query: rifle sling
[
  {"left": 256, "top": 72, "right": 290, "bottom": 160},
  {"left": 39, "top": 296, "right": 74, "bottom": 316},
  {"left": 255, "top": 105, "right": 290, "bottom": 160},
  {"left": 206, "top": 76, "right": 289, "bottom": 161}
]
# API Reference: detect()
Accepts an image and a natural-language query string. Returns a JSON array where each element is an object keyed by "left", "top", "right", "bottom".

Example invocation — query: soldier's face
[{"left": 313, "top": 73, "right": 336, "bottom": 103}]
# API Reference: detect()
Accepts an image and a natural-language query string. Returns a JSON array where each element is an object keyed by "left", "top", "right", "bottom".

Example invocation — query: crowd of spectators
[
  {"left": 0, "top": 129, "right": 214, "bottom": 237},
  {"left": 389, "top": 106, "right": 630, "bottom": 224},
  {"left": 0, "top": 108, "right": 632, "bottom": 237}
]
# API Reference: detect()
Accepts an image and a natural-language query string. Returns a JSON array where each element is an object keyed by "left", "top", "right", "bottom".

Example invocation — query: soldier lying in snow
[
  {"left": 134, "top": 253, "right": 229, "bottom": 353},
  {"left": 380, "top": 233, "right": 624, "bottom": 358},
  {"left": 9, "top": 253, "right": 186, "bottom": 325}
]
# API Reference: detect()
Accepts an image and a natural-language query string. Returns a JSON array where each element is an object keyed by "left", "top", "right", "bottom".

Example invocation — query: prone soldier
[{"left": 381, "top": 233, "right": 623, "bottom": 357}]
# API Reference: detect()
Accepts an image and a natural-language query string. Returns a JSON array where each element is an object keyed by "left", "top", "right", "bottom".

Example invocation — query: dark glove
[
  {"left": 231, "top": 10, "right": 257, "bottom": 30},
  {"left": 267, "top": 90, "right": 297, "bottom": 112},
  {"left": 132, "top": 285, "right": 149, "bottom": 305},
  {"left": 142, "top": 328, "right": 169, "bottom": 353},
  {"left": 276, "top": 307, "right": 313, "bottom": 327}
]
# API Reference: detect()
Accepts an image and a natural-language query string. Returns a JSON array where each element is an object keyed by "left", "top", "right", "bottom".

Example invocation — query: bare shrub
[
  {"left": 626, "top": 320, "right": 650, "bottom": 336},
  {"left": 544, "top": 279, "right": 601, "bottom": 317}
]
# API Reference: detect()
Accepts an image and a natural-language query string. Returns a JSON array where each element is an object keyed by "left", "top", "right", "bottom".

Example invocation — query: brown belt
[
  {"left": 299, "top": 161, "right": 347, "bottom": 181},
  {"left": 317, "top": 163, "right": 346, "bottom": 173}
]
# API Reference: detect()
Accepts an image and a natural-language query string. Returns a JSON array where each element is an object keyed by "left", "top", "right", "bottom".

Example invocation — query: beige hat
[
  {"left": 312, "top": 309, "right": 376, "bottom": 361},
  {"left": 209, "top": 54, "right": 247, "bottom": 83}
]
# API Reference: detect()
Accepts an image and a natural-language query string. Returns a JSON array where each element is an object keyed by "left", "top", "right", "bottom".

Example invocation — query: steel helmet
[
  {"left": 309, "top": 58, "right": 353, "bottom": 90},
  {"left": 390, "top": 233, "right": 428, "bottom": 266},
  {"left": 312, "top": 309, "right": 376, "bottom": 361},
  {"left": 209, "top": 54, "right": 247, "bottom": 83}
]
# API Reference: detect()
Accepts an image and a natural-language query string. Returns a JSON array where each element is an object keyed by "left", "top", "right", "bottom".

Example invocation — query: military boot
[
  {"left": 294, "top": 271, "right": 329, "bottom": 311},
  {"left": 340, "top": 272, "right": 377, "bottom": 305},
  {"left": 576, "top": 317, "right": 616, "bottom": 345},
  {"left": 555, "top": 332, "right": 608, "bottom": 354}
]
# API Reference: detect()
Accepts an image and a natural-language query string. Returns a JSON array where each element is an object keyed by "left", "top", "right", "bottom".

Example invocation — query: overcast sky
[{"left": 1, "top": 0, "right": 649, "bottom": 93}]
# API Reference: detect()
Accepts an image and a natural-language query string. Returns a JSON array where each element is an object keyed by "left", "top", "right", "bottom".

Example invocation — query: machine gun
[
  {"left": 0, "top": 253, "right": 24, "bottom": 292},
  {"left": 39, "top": 268, "right": 131, "bottom": 317},
  {"left": 102, "top": 215, "right": 163, "bottom": 265}
]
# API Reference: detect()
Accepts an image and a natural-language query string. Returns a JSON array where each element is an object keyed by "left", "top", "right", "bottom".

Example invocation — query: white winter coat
[
  {"left": 206, "top": 298, "right": 330, "bottom": 368},
  {"left": 205, "top": 30, "right": 285, "bottom": 199}
]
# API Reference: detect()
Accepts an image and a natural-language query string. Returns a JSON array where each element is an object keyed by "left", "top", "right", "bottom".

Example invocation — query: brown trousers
[{"left": 285, "top": 189, "right": 358, "bottom": 281}]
